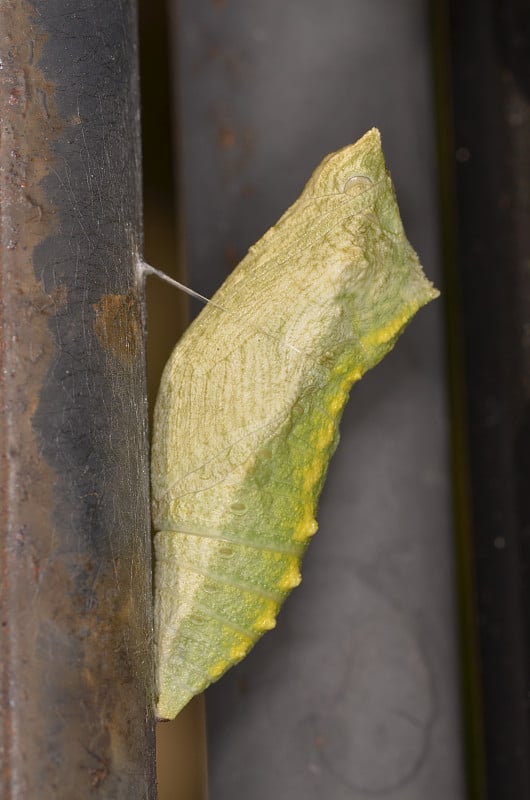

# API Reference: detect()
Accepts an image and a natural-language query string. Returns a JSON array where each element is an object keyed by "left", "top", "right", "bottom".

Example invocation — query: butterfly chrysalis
[{"left": 151, "top": 129, "right": 438, "bottom": 720}]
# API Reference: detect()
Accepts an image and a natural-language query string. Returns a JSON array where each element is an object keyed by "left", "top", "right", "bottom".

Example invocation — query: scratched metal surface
[
  {"left": 0, "top": 1, "right": 155, "bottom": 798},
  {"left": 173, "top": 1, "right": 465, "bottom": 797}
]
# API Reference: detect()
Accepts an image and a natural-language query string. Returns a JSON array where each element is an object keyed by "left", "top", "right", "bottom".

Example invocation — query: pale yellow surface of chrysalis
[{"left": 151, "top": 129, "right": 438, "bottom": 719}]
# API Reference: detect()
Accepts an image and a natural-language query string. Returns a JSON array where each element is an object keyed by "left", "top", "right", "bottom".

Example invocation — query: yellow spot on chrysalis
[
  {"left": 209, "top": 659, "right": 229, "bottom": 679},
  {"left": 316, "top": 420, "right": 335, "bottom": 448},
  {"left": 302, "top": 460, "right": 323, "bottom": 492},
  {"left": 254, "top": 602, "right": 279, "bottom": 632},
  {"left": 361, "top": 309, "right": 412, "bottom": 350},
  {"left": 328, "top": 391, "right": 347, "bottom": 415},
  {"left": 328, "top": 369, "right": 363, "bottom": 416},
  {"left": 230, "top": 641, "right": 252, "bottom": 661},
  {"left": 278, "top": 560, "right": 302, "bottom": 590},
  {"left": 294, "top": 503, "right": 318, "bottom": 542}
]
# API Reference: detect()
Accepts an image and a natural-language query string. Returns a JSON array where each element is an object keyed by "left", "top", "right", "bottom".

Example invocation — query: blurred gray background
[{"left": 167, "top": 1, "right": 464, "bottom": 797}]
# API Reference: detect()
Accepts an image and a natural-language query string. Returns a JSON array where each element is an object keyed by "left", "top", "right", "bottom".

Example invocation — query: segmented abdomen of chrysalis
[{"left": 151, "top": 129, "right": 438, "bottom": 719}]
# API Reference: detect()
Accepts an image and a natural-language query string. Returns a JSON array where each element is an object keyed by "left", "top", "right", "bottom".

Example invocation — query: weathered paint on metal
[{"left": 0, "top": 1, "right": 155, "bottom": 798}]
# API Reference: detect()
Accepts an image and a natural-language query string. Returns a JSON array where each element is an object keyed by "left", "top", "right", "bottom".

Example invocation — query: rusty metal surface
[{"left": 0, "top": 2, "right": 155, "bottom": 798}]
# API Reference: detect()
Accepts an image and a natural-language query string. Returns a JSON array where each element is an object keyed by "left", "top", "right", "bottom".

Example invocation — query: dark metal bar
[
  {"left": 435, "top": 0, "right": 530, "bottom": 796},
  {"left": 0, "top": 2, "right": 156, "bottom": 798}
]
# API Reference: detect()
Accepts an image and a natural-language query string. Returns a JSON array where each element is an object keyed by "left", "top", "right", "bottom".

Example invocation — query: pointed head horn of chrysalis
[
  {"left": 306, "top": 128, "right": 439, "bottom": 364},
  {"left": 306, "top": 128, "right": 388, "bottom": 197}
]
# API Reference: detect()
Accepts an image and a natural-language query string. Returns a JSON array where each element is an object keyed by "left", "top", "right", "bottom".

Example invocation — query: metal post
[{"left": 0, "top": 2, "right": 156, "bottom": 797}]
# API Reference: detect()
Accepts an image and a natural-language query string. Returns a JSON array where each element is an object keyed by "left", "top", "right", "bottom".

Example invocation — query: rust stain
[
  {"left": 218, "top": 125, "right": 236, "bottom": 149},
  {"left": 90, "top": 757, "right": 110, "bottom": 790},
  {"left": 93, "top": 290, "right": 142, "bottom": 367},
  {"left": 0, "top": 2, "right": 64, "bottom": 796},
  {"left": 224, "top": 243, "right": 239, "bottom": 272},
  {"left": 210, "top": 106, "right": 257, "bottom": 176}
]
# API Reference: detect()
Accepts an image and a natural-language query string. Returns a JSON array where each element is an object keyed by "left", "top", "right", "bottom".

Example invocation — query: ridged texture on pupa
[{"left": 151, "top": 128, "right": 438, "bottom": 719}]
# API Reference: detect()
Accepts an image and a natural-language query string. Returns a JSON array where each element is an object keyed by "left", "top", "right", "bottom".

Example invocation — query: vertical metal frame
[{"left": 0, "top": 2, "right": 156, "bottom": 797}]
